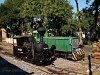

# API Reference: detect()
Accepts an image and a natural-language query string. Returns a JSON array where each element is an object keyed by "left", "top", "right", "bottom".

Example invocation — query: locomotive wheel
[
  {"left": 13, "top": 46, "right": 18, "bottom": 56},
  {"left": 25, "top": 43, "right": 35, "bottom": 63},
  {"left": 33, "top": 42, "right": 49, "bottom": 65},
  {"left": 50, "top": 45, "right": 56, "bottom": 56},
  {"left": 34, "top": 53, "right": 43, "bottom": 66},
  {"left": 30, "top": 43, "right": 35, "bottom": 62}
]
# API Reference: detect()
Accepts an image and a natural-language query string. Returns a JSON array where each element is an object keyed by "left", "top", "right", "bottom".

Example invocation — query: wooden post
[{"left": 88, "top": 55, "right": 92, "bottom": 75}]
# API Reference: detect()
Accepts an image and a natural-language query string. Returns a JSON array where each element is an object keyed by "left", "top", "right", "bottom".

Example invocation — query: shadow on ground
[{"left": 0, "top": 57, "right": 34, "bottom": 75}]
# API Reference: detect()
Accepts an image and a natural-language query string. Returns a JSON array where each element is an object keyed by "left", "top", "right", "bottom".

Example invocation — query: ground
[{"left": 0, "top": 42, "right": 100, "bottom": 75}]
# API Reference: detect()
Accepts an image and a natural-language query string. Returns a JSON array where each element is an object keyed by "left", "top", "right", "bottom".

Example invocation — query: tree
[
  {"left": 85, "top": 0, "right": 100, "bottom": 40},
  {"left": 43, "top": 0, "right": 73, "bottom": 36},
  {"left": 21, "top": 0, "right": 73, "bottom": 36},
  {"left": 75, "top": 0, "right": 83, "bottom": 45},
  {"left": 0, "top": 0, "right": 27, "bottom": 35},
  {"left": 0, "top": 0, "right": 74, "bottom": 36}
]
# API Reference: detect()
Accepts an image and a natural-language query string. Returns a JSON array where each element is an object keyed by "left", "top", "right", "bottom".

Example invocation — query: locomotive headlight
[
  {"left": 20, "top": 52, "right": 23, "bottom": 53},
  {"left": 43, "top": 48, "right": 48, "bottom": 50},
  {"left": 18, "top": 48, "right": 22, "bottom": 51}
]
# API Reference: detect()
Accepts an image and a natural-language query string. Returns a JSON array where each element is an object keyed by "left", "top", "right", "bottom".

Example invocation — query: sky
[
  {"left": 0, "top": 0, "right": 93, "bottom": 12},
  {"left": 0, "top": 0, "right": 4, "bottom": 4},
  {"left": 68, "top": 0, "right": 87, "bottom": 12},
  {"left": 68, "top": 0, "right": 94, "bottom": 12}
]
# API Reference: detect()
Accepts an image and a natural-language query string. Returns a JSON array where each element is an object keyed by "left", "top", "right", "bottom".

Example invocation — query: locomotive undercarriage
[{"left": 14, "top": 42, "right": 56, "bottom": 66}]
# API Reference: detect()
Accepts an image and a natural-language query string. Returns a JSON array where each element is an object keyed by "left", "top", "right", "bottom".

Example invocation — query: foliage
[
  {"left": 1, "top": 0, "right": 100, "bottom": 38},
  {"left": 21, "top": 0, "right": 73, "bottom": 36},
  {"left": 0, "top": 0, "right": 27, "bottom": 35},
  {"left": 84, "top": 0, "right": 100, "bottom": 39}
]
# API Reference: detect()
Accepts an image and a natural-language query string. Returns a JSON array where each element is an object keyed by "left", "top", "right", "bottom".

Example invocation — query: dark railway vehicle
[
  {"left": 33, "top": 30, "right": 85, "bottom": 61},
  {"left": 13, "top": 26, "right": 55, "bottom": 65}
]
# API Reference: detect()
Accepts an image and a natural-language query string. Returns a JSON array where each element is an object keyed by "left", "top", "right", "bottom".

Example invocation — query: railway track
[
  {"left": 0, "top": 50, "right": 87, "bottom": 75},
  {"left": 45, "top": 65, "right": 87, "bottom": 75},
  {"left": 76, "top": 57, "right": 100, "bottom": 68},
  {"left": 0, "top": 43, "right": 100, "bottom": 75}
]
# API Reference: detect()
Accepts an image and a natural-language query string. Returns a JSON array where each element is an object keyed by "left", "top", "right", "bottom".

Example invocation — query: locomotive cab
[{"left": 13, "top": 35, "right": 33, "bottom": 60}]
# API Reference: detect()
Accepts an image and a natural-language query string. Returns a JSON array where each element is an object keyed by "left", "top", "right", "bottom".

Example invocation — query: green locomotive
[{"left": 33, "top": 30, "right": 85, "bottom": 61}]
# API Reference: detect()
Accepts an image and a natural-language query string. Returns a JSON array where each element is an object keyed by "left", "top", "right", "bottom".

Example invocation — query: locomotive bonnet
[{"left": 33, "top": 26, "right": 56, "bottom": 65}]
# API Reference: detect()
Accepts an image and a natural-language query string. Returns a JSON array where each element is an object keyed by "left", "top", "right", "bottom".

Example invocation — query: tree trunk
[
  {"left": 94, "top": 0, "right": 99, "bottom": 38},
  {"left": 75, "top": 0, "right": 83, "bottom": 45},
  {"left": 20, "top": 18, "right": 24, "bottom": 36},
  {"left": 21, "top": 23, "right": 24, "bottom": 35}
]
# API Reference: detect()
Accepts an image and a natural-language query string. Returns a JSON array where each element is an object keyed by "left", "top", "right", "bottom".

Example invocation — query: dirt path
[{"left": 0, "top": 42, "right": 100, "bottom": 75}]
